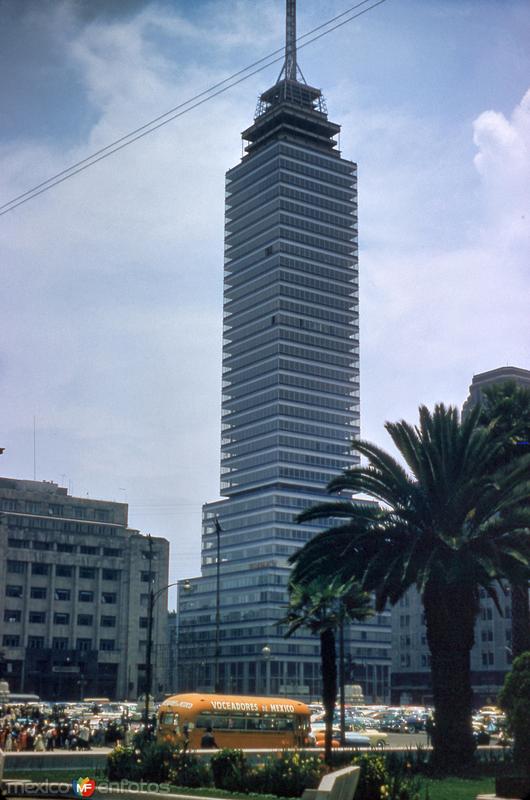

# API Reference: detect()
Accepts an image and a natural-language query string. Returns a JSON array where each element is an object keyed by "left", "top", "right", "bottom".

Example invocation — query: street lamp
[
  {"left": 261, "top": 645, "right": 272, "bottom": 695},
  {"left": 338, "top": 618, "right": 346, "bottom": 746},
  {"left": 144, "top": 577, "right": 180, "bottom": 731},
  {"left": 77, "top": 672, "right": 87, "bottom": 701}
]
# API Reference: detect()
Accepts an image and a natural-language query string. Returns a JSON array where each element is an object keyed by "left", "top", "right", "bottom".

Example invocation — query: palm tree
[
  {"left": 289, "top": 403, "right": 530, "bottom": 773},
  {"left": 282, "top": 576, "right": 372, "bottom": 765},
  {"left": 476, "top": 380, "right": 530, "bottom": 657}
]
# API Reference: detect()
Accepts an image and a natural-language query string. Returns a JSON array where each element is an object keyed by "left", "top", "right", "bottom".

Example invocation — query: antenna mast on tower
[
  {"left": 285, "top": 0, "right": 297, "bottom": 81},
  {"left": 278, "top": 0, "right": 306, "bottom": 84}
]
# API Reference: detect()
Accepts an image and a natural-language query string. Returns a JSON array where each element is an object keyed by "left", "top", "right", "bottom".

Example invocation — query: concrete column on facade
[
  {"left": 47, "top": 563, "right": 56, "bottom": 646},
  {"left": 19, "top": 558, "right": 30, "bottom": 692}
]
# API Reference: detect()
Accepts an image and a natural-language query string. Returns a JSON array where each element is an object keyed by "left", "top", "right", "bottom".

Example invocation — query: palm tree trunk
[
  {"left": 510, "top": 579, "right": 530, "bottom": 659},
  {"left": 424, "top": 581, "right": 478, "bottom": 773},
  {"left": 320, "top": 628, "right": 337, "bottom": 767}
]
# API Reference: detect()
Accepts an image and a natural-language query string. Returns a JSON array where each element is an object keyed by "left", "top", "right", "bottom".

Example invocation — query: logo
[{"left": 72, "top": 778, "right": 96, "bottom": 798}]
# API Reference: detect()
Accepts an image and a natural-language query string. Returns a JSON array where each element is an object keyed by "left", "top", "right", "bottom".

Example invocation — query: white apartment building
[{"left": 0, "top": 477, "right": 169, "bottom": 701}]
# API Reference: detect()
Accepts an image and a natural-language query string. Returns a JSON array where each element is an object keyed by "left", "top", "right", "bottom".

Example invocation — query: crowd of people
[{"left": 0, "top": 704, "right": 133, "bottom": 751}]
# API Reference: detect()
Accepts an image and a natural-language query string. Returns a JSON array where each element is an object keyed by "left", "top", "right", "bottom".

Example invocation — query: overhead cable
[{"left": 0, "top": 0, "right": 388, "bottom": 217}]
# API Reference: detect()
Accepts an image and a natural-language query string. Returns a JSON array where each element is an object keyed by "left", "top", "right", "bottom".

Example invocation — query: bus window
[
  {"left": 160, "top": 711, "right": 180, "bottom": 731},
  {"left": 275, "top": 717, "right": 293, "bottom": 731}
]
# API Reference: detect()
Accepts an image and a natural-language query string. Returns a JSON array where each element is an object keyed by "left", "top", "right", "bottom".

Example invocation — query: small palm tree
[
  {"left": 282, "top": 576, "right": 372, "bottom": 765},
  {"left": 290, "top": 403, "right": 530, "bottom": 772},
  {"left": 477, "top": 380, "right": 530, "bottom": 657}
]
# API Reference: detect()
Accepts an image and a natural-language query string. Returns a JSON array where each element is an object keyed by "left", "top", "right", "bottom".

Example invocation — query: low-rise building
[{"left": 0, "top": 477, "right": 169, "bottom": 701}]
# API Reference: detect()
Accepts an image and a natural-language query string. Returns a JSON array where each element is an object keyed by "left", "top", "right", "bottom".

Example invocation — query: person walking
[
  {"left": 34, "top": 731, "right": 45, "bottom": 752},
  {"left": 200, "top": 726, "right": 218, "bottom": 749},
  {"left": 78, "top": 724, "right": 91, "bottom": 751}
]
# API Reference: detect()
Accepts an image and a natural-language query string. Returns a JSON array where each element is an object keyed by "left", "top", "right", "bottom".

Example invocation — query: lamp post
[
  {"left": 338, "top": 618, "right": 346, "bottom": 746},
  {"left": 77, "top": 671, "right": 87, "bottom": 702},
  {"left": 262, "top": 645, "right": 272, "bottom": 695},
  {"left": 143, "top": 563, "right": 181, "bottom": 731}
]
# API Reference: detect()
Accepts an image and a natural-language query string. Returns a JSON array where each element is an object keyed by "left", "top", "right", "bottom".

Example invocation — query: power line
[
  {"left": 0, "top": 0, "right": 376, "bottom": 213},
  {"left": 0, "top": 0, "right": 388, "bottom": 217}
]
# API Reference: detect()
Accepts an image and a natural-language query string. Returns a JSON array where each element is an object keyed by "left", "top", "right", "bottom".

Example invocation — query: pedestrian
[
  {"left": 34, "top": 731, "right": 45, "bottom": 752},
  {"left": 182, "top": 723, "right": 190, "bottom": 751},
  {"left": 78, "top": 724, "right": 91, "bottom": 750},
  {"left": 45, "top": 726, "right": 55, "bottom": 751},
  {"left": 425, "top": 716, "right": 434, "bottom": 746},
  {"left": 200, "top": 726, "right": 218, "bottom": 749},
  {"left": 93, "top": 723, "right": 105, "bottom": 747}
]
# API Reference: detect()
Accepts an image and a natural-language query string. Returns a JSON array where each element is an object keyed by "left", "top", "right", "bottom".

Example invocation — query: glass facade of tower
[
  {"left": 177, "top": 77, "right": 391, "bottom": 701},
  {"left": 222, "top": 138, "right": 359, "bottom": 496}
]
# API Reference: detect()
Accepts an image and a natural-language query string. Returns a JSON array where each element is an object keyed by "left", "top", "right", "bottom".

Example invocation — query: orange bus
[{"left": 157, "top": 693, "right": 311, "bottom": 749}]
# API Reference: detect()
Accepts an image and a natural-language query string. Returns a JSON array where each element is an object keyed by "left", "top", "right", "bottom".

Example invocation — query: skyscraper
[{"left": 178, "top": 0, "right": 391, "bottom": 701}]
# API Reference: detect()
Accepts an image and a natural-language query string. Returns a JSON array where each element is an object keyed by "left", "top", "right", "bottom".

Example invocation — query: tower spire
[
  {"left": 278, "top": 0, "right": 306, "bottom": 84},
  {"left": 252, "top": 0, "right": 332, "bottom": 132},
  {"left": 285, "top": 0, "right": 297, "bottom": 81}
]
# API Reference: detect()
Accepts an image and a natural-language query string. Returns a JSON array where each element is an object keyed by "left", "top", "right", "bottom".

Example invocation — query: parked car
[
  {"left": 346, "top": 728, "right": 387, "bottom": 748},
  {"left": 374, "top": 714, "right": 412, "bottom": 733},
  {"left": 342, "top": 720, "right": 388, "bottom": 747},
  {"left": 310, "top": 728, "right": 371, "bottom": 748}
]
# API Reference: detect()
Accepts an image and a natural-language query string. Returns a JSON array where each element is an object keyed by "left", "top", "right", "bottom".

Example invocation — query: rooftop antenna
[
  {"left": 285, "top": 0, "right": 297, "bottom": 81},
  {"left": 33, "top": 416, "right": 37, "bottom": 480},
  {"left": 278, "top": 0, "right": 307, "bottom": 84}
]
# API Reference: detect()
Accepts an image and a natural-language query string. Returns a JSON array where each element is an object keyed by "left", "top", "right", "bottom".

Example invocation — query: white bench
[{"left": 301, "top": 766, "right": 361, "bottom": 800}]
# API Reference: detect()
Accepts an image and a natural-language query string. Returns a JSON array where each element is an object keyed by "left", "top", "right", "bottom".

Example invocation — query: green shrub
[
  {"left": 210, "top": 749, "right": 249, "bottom": 792},
  {"left": 208, "top": 749, "right": 324, "bottom": 797},
  {"left": 258, "top": 751, "right": 324, "bottom": 798},
  {"left": 353, "top": 754, "right": 421, "bottom": 800},
  {"left": 107, "top": 746, "right": 142, "bottom": 782},
  {"left": 168, "top": 750, "right": 211, "bottom": 788},
  {"left": 499, "top": 650, "right": 530, "bottom": 775},
  {"left": 107, "top": 741, "right": 174, "bottom": 783}
]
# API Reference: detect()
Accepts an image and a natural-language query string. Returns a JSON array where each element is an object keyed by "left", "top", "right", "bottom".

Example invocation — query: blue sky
[{"left": 1, "top": 0, "right": 529, "bottom": 598}]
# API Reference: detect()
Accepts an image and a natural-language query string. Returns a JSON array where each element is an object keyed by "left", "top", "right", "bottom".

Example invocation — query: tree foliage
[
  {"left": 282, "top": 576, "right": 372, "bottom": 765},
  {"left": 499, "top": 651, "right": 530, "bottom": 774},
  {"left": 289, "top": 403, "right": 530, "bottom": 773}
]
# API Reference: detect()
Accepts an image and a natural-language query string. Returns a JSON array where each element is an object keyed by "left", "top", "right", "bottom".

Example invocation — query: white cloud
[
  {"left": 357, "top": 88, "right": 530, "bottom": 450},
  {"left": 473, "top": 88, "right": 530, "bottom": 251}
]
